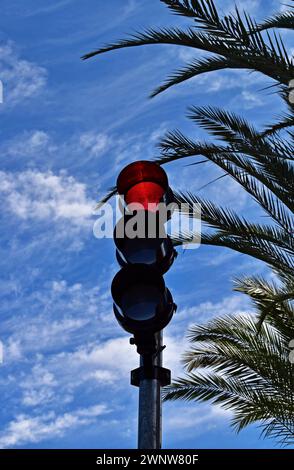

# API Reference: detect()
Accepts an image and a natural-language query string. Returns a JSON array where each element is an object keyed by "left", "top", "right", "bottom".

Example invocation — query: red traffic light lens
[
  {"left": 125, "top": 182, "right": 165, "bottom": 211},
  {"left": 117, "top": 161, "right": 168, "bottom": 210}
]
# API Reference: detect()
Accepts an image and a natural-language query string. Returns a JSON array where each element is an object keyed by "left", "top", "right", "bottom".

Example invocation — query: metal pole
[{"left": 138, "top": 331, "right": 162, "bottom": 449}]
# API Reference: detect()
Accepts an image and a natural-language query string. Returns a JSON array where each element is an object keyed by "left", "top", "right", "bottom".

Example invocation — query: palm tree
[
  {"left": 83, "top": 1, "right": 294, "bottom": 443},
  {"left": 83, "top": 0, "right": 294, "bottom": 278},
  {"left": 162, "top": 302, "right": 294, "bottom": 445},
  {"left": 162, "top": 267, "right": 294, "bottom": 444}
]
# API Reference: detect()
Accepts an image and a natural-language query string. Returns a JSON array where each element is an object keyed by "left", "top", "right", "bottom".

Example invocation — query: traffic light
[{"left": 111, "top": 161, "right": 176, "bottom": 357}]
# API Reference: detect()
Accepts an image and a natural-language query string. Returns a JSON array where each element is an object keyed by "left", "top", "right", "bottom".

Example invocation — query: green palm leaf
[
  {"left": 163, "top": 314, "right": 294, "bottom": 445},
  {"left": 150, "top": 55, "right": 240, "bottom": 97},
  {"left": 255, "top": 10, "right": 294, "bottom": 32}
]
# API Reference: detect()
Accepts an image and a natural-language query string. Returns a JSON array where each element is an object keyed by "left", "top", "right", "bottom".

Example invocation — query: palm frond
[
  {"left": 164, "top": 314, "right": 294, "bottom": 445},
  {"left": 186, "top": 107, "right": 294, "bottom": 198},
  {"left": 174, "top": 191, "right": 294, "bottom": 253},
  {"left": 95, "top": 186, "right": 117, "bottom": 210},
  {"left": 160, "top": 0, "right": 200, "bottom": 18},
  {"left": 150, "top": 55, "right": 240, "bottom": 97},
  {"left": 187, "top": 105, "right": 259, "bottom": 142},
  {"left": 82, "top": 27, "right": 209, "bottom": 60},
  {"left": 255, "top": 10, "right": 294, "bottom": 32},
  {"left": 234, "top": 275, "right": 294, "bottom": 334},
  {"left": 262, "top": 113, "right": 294, "bottom": 136},
  {"left": 200, "top": 233, "right": 293, "bottom": 275},
  {"left": 83, "top": 18, "right": 294, "bottom": 86},
  {"left": 157, "top": 131, "right": 294, "bottom": 230}
]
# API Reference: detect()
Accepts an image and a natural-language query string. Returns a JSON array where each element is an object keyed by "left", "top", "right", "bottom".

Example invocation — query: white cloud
[
  {"left": 15, "top": 332, "right": 186, "bottom": 407},
  {"left": 20, "top": 294, "right": 250, "bottom": 397},
  {"left": 0, "top": 278, "right": 253, "bottom": 447},
  {"left": 2, "top": 130, "right": 52, "bottom": 157},
  {"left": 165, "top": 404, "right": 232, "bottom": 432},
  {"left": 171, "top": 50, "right": 268, "bottom": 103},
  {"left": 175, "top": 295, "right": 251, "bottom": 326},
  {"left": 63, "top": 336, "right": 138, "bottom": 378},
  {"left": 5, "top": 339, "right": 22, "bottom": 362},
  {"left": 169, "top": 164, "right": 250, "bottom": 210},
  {"left": 0, "top": 404, "right": 109, "bottom": 448},
  {"left": 23, "top": 0, "right": 75, "bottom": 17},
  {"left": 21, "top": 364, "right": 62, "bottom": 407},
  {"left": 177, "top": 48, "right": 200, "bottom": 63},
  {"left": 0, "top": 169, "right": 94, "bottom": 226},
  {"left": 1, "top": 279, "right": 113, "bottom": 364},
  {"left": 0, "top": 41, "right": 47, "bottom": 105},
  {"left": 22, "top": 388, "right": 56, "bottom": 407},
  {"left": 203, "top": 250, "right": 240, "bottom": 267},
  {"left": 279, "top": 3, "right": 290, "bottom": 13},
  {"left": 88, "top": 370, "right": 116, "bottom": 383},
  {"left": 2, "top": 128, "right": 110, "bottom": 162},
  {"left": 240, "top": 90, "right": 264, "bottom": 109},
  {"left": 223, "top": 0, "right": 260, "bottom": 14},
  {"left": 122, "top": 0, "right": 139, "bottom": 17},
  {"left": 205, "top": 70, "right": 265, "bottom": 94},
  {"left": 2, "top": 281, "right": 252, "bottom": 410},
  {"left": 79, "top": 132, "right": 109, "bottom": 157},
  {"left": 163, "top": 334, "right": 189, "bottom": 379},
  {"left": 149, "top": 122, "right": 170, "bottom": 143}
]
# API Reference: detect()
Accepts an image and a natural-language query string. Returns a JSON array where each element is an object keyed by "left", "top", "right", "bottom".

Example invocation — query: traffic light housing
[{"left": 111, "top": 161, "right": 176, "bottom": 357}]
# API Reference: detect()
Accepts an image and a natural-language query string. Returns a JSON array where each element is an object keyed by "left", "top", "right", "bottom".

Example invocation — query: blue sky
[{"left": 0, "top": 0, "right": 291, "bottom": 449}]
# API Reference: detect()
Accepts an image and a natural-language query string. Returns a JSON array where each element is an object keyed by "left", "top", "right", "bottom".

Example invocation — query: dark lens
[
  {"left": 123, "top": 238, "right": 159, "bottom": 265},
  {"left": 121, "top": 284, "right": 161, "bottom": 321}
]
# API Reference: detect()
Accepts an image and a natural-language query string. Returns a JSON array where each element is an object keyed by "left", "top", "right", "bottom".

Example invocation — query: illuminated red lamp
[{"left": 117, "top": 161, "right": 170, "bottom": 211}]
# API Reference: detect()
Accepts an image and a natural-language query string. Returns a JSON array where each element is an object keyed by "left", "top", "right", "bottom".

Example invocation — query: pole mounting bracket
[{"left": 131, "top": 365, "right": 171, "bottom": 387}]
